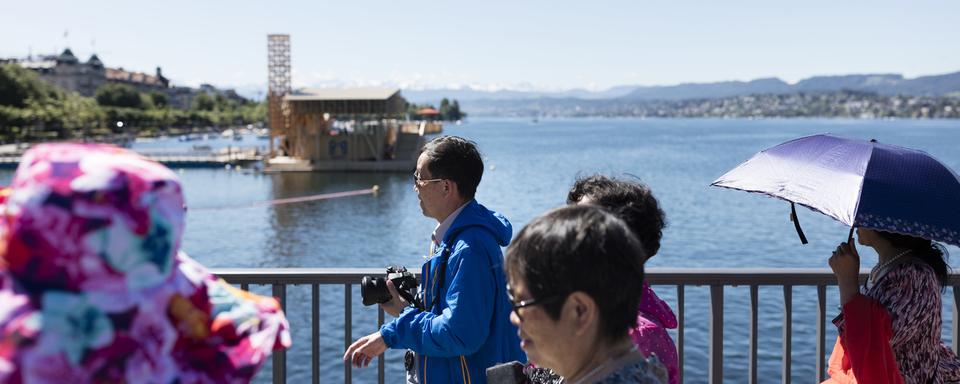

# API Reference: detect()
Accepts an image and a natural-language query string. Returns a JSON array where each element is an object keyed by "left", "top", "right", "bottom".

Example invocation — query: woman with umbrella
[
  {"left": 827, "top": 230, "right": 959, "bottom": 383},
  {"left": 713, "top": 134, "right": 960, "bottom": 383}
]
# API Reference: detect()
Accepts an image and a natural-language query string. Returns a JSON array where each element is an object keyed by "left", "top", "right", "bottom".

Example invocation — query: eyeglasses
[
  {"left": 413, "top": 172, "right": 444, "bottom": 187},
  {"left": 506, "top": 284, "right": 569, "bottom": 322}
]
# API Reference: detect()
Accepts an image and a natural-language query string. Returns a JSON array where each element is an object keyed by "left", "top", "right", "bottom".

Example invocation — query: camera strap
[
  {"left": 417, "top": 225, "right": 497, "bottom": 314},
  {"left": 415, "top": 240, "right": 453, "bottom": 313}
]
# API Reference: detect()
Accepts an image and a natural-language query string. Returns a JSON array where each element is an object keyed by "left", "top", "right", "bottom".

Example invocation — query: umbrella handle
[{"left": 790, "top": 203, "right": 809, "bottom": 244}]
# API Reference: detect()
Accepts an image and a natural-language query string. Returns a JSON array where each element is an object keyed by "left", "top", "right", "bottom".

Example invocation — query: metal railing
[{"left": 213, "top": 268, "right": 960, "bottom": 384}]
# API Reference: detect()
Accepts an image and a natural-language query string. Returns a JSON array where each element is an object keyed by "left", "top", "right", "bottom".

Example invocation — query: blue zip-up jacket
[{"left": 380, "top": 199, "right": 525, "bottom": 384}]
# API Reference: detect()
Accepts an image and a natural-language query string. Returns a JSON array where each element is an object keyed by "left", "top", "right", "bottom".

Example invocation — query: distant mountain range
[{"left": 402, "top": 71, "right": 960, "bottom": 105}]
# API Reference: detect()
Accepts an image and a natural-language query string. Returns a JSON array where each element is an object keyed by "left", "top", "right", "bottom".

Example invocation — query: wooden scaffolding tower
[{"left": 267, "top": 34, "right": 291, "bottom": 156}]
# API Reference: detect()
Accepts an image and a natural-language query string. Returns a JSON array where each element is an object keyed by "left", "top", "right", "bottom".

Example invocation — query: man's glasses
[
  {"left": 413, "top": 172, "right": 444, "bottom": 186},
  {"left": 506, "top": 284, "right": 569, "bottom": 321}
]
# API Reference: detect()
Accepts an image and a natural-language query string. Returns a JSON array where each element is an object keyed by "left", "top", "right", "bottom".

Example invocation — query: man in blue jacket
[{"left": 344, "top": 135, "right": 525, "bottom": 383}]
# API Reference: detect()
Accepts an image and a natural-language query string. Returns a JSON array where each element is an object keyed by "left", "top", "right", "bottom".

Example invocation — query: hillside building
[{"left": 13, "top": 48, "right": 169, "bottom": 97}]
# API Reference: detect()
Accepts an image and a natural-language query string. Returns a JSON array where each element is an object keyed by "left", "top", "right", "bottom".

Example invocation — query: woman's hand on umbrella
[
  {"left": 829, "top": 241, "right": 861, "bottom": 304},
  {"left": 829, "top": 241, "right": 860, "bottom": 275}
]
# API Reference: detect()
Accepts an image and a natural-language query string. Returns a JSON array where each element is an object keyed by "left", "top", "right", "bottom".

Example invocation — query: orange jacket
[{"left": 823, "top": 294, "right": 903, "bottom": 384}]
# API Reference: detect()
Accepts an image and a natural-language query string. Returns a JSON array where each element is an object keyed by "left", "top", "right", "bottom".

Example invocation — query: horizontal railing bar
[
  {"left": 647, "top": 268, "right": 909, "bottom": 286},
  {"left": 215, "top": 268, "right": 387, "bottom": 285},
  {"left": 213, "top": 268, "right": 960, "bottom": 286}
]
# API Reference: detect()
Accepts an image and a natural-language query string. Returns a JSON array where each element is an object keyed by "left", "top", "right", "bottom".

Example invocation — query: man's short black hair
[
  {"left": 567, "top": 175, "right": 666, "bottom": 258},
  {"left": 505, "top": 204, "right": 646, "bottom": 343},
  {"left": 421, "top": 136, "right": 484, "bottom": 200}
]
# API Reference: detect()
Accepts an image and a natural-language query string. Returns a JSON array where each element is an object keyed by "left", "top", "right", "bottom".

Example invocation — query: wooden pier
[{"left": 0, "top": 148, "right": 264, "bottom": 169}]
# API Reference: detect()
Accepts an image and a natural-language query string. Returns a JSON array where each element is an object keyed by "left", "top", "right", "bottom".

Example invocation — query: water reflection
[{"left": 265, "top": 171, "right": 431, "bottom": 269}]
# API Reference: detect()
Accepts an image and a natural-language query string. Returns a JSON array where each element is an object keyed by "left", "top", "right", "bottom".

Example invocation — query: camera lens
[{"left": 360, "top": 276, "right": 393, "bottom": 306}]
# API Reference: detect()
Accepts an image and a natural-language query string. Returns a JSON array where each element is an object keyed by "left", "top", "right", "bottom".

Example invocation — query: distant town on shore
[
  {"left": 403, "top": 72, "right": 960, "bottom": 119},
  {"left": 0, "top": 49, "right": 464, "bottom": 144},
  {"left": 1, "top": 47, "right": 958, "bottom": 145}
]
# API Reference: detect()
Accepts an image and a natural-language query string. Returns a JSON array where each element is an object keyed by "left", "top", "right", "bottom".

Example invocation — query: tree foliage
[
  {"left": 0, "top": 65, "right": 59, "bottom": 108},
  {"left": 439, "top": 98, "right": 466, "bottom": 121},
  {"left": 0, "top": 64, "right": 267, "bottom": 143},
  {"left": 150, "top": 92, "right": 168, "bottom": 108},
  {"left": 95, "top": 83, "right": 144, "bottom": 108},
  {"left": 192, "top": 92, "right": 216, "bottom": 111},
  {"left": 406, "top": 98, "right": 467, "bottom": 121}
]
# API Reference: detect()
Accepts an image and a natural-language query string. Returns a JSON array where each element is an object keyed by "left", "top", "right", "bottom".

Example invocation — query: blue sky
[{"left": 2, "top": 0, "right": 958, "bottom": 93}]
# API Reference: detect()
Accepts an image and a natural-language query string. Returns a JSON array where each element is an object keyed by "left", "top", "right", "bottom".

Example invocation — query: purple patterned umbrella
[{"left": 712, "top": 134, "right": 960, "bottom": 246}]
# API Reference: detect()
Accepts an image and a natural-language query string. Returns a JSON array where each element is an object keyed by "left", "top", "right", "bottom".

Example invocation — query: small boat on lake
[{"left": 178, "top": 133, "right": 203, "bottom": 142}]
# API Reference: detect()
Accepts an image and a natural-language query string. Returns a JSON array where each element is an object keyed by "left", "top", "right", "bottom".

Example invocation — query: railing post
[
  {"left": 816, "top": 285, "right": 827, "bottom": 383},
  {"left": 345, "top": 283, "right": 353, "bottom": 384},
  {"left": 378, "top": 307, "right": 386, "bottom": 384},
  {"left": 953, "top": 286, "right": 959, "bottom": 354},
  {"left": 273, "top": 284, "right": 287, "bottom": 384},
  {"left": 677, "top": 285, "right": 685, "bottom": 384},
  {"left": 782, "top": 285, "right": 792, "bottom": 384},
  {"left": 710, "top": 285, "right": 724, "bottom": 384},
  {"left": 749, "top": 285, "right": 758, "bottom": 384},
  {"left": 313, "top": 284, "right": 320, "bottom": 384}
]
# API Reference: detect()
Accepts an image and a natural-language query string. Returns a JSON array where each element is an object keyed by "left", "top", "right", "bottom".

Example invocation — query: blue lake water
[{"left": 2, "top": 118, "right": 959, "bottom": 383}]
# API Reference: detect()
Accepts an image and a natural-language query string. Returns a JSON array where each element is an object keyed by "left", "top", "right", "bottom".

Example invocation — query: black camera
[{"left": 361, "top": 266, "right": 419, "bottom": 306}]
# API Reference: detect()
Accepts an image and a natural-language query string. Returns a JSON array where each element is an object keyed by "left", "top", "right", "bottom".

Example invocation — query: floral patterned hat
[{"left": 0, "top": 143, "right": 290, "bottom": 383}]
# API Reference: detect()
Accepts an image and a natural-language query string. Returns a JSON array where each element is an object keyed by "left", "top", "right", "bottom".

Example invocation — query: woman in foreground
[
  {"left": 505, "top": 205, "right": 667, "bottom": 383},
  {"left": 826, "top": 228, "right": 960, "bottom": 384},
  {"left": 0, "top": 144, "right": 290, "bottom": 383}
]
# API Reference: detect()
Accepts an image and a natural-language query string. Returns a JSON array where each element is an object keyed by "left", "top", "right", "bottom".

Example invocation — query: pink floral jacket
[{"left": 630, "top": 282, "right": 679, "bottom": 384}]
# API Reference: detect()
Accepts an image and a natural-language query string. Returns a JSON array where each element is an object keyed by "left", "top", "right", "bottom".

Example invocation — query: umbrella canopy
[{"left": 712, "top": 134, "right": 960, "bottom": 247}]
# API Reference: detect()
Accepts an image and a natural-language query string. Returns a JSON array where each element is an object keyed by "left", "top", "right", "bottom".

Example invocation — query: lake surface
[{"left": 3, "top": 118, "right": 959, "bottom": 383}]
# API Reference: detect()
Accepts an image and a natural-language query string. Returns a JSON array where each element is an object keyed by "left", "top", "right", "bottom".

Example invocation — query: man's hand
[
  {"left": 380, "top": 280, "right": 409, "bottom": 317},
  {"left": 343, "top": 331, "right": 388, "bottom": 368},
  {"left": 828, "top": 240, "right": 861, "bottom": 305}
]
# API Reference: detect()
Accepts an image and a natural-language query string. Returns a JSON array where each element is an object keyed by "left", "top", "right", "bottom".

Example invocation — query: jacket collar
[{"left": 432, "top": 201, "right": 470, "bottom": 246}]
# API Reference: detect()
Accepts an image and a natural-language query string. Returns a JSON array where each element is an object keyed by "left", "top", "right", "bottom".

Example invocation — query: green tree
[
  {"left": 150, "top": 92, "right": 169, "bottom": 108},
  {"left": 438, "top": 98, "right": 451, "bottom": 120},
  {"left": 435, "top": 98, "right": 465, "bottom": 121},
  {"left": 60, "top": 92, "right": 103, "bottom": 137},
  {"left": 0, "top": 64, "right": 59, "bottom": 107},
  {"left": 192, "top": 92, "right": 215, "bottom": 111},
  {"left": 0, "top": 63, "right": 268, "bottom": 141},
  {"left": 95, "top": 83, "right": 143, "bottom": 108},
  {"left": 449, "top": 99, "right": 465, "bottom": 121}
]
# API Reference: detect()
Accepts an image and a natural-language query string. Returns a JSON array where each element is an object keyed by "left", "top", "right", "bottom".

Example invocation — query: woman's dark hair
[
  {"left": 567, "top": 175, "right": 666, "bottom": 258},
  {"left": 875, "top": 230, "right": 950, "bottom": 285},
  {"left": 505, "top": 204, "right": 647, "bottom": 343},
  {"left": 421, "top": 136, "right": 483, "bottom": 200}
]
